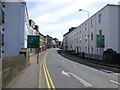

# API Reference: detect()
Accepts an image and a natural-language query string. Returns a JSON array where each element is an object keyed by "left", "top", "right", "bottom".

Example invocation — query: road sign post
[{"left": 27, "top": 35, "right": 40, "bottom": 63}]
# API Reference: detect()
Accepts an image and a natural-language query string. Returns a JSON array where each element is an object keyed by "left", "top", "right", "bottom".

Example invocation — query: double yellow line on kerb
[{"left": 43, "top": 51, "right": 56, "bottom": 90}]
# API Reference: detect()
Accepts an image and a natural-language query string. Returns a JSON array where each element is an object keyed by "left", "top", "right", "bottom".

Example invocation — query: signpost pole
[{"left": 37, "top": 48, "right": 39, "bottom": 64}]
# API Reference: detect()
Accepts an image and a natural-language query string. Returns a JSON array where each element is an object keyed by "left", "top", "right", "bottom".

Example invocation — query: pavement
[
  {"left": 6, "top": 53, "right": 42, "bottom": 88},
  {"left": 60, "top": 50, "right": 120, "bottom": 72}
]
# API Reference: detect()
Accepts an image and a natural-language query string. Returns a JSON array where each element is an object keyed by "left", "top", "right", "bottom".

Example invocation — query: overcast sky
[{"left": 26, "top": 0, "right": 119, "bottom": 41}]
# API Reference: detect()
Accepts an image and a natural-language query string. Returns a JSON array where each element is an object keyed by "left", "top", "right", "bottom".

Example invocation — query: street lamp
[
  {"left": 79, "top": 9, "right": 90, "bottom": 19},
  {"left": 79, "top": 9, "right": 90, "bottom": 60}
]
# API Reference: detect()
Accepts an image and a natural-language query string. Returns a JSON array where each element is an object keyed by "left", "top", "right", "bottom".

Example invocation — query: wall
[
  {"left": 118, "top": 5, "right": 120, "bottom": 53},
  {"left": 0, "top": 58, "right": 2, "bottom": 90},
  {"left": 4, "top": 2, "right": 21, "bottom": 57},
  {"left": 3, "top": 2, "right": 30, "bottom": 57},
  {"left": 2, "top": 54, "right": 28, "bottom": 88},
  {"left": 108, "top": 6, "right": 119, "bottom": 53}
]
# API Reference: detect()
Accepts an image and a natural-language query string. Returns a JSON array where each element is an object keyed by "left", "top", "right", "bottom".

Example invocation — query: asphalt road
[{"left": 45, "top": 48, "right": 119, "bottom": 88}]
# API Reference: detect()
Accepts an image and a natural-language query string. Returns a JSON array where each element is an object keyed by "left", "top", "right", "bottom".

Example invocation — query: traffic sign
[
  {"left": 27, "top": 35, "right": 40, "bottom": 48},
  {"left": 96, "top": 35, "right": 105, "bottom": 48}
]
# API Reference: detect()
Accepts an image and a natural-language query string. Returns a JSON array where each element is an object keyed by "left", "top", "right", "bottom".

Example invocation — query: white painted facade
[
  {"left": 63, "top": 4, "right": 120, "bottom": 59},
  {"left": 0, "top": 1, "right": 31, "bottom": 57},
  {"left": 119, "top": 1, "right": 120, "bottom": 5}
]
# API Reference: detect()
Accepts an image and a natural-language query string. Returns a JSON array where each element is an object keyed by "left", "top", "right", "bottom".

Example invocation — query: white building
[
  {"left": 119, "top": 1, "right": 120, "bottom": 5},
  {"left": 63, "top": 4, "right": 120, "bottom": 60},
  {"left": 0, "top": 1, "right": 32, "bottom": 57}
]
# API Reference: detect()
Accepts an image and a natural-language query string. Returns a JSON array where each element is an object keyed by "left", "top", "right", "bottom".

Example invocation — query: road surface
[{"left": 42, "top": 48, "right": 119, "bottom": 88}]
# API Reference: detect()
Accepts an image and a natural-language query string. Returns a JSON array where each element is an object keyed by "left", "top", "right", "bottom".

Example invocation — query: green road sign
[
  {"left": 96, "top": 35, "right": 105, "bottom": 48},
  {"left": 27, "top": 35, "right": 40, "bottom": 48}
]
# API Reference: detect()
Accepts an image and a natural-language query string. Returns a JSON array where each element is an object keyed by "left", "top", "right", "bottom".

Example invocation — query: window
[
  {"left": 85, "top": 35, "right": 87, "bottom": 41},
  {"left": 85, "top": 47, "right": 87, "bottom": 53},
  {"left": 85, "top": 23, "right": 87, "bottom": 30},
  {"left": 2, "top": 10, "right": 5, "bottom": 23},
  {"left": 91, "top": 33, "right": 93, "bottom": 40},
  {"left": 2, "top": 28, "right": 4, "bottom": 31},
  {"left": 99, "top": 14, "right": 102, "bottom": 23},
  {"left": 91, "top": 47, "right": 93, "bottom": 54},
  {"left": 2, "top": 33, "right": 4, "bottom": 45},
  {"left": 80, "top": 30, "right": 81, "bottom": 33},
  {"left": 80, "top": 37, "right": 81, "bottom": 42},
  {"left": 2, "top": 4, "right": 5, "bottom": 8},
  {"left": 99, "top": 30, "right": 102, "bottom": 35},
  {"left": 91, "top": 20, "right": 93, "bottom": 27}
]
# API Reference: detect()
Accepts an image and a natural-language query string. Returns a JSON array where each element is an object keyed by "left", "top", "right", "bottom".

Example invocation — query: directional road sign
[{"left": 27, "top": 35, "right": 40, "bottom": 48}]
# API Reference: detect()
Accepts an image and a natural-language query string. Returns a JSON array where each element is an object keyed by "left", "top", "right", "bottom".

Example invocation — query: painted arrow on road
[{"left": 62, "top": 70, "right": 92, "bottom": 87}]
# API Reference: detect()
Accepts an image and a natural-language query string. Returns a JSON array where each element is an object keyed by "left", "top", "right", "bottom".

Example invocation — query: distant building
[
  {"left": 46, "top": 35, "right": 53, "bottom": 49},
  {"left": 39, "top": 33, "right": 47, "bottom": 52},
  {"left": 29, "top": 19, "right": 36, "bottom": 35},
  {"left": 53, "top": 38, "right": 60, "bottom": 48},
  {"left": 0, "top": 1, "right": 32, "bottom": 57},
  {"left": 63, "top": 4, "right": 120, "bottom": 60}
]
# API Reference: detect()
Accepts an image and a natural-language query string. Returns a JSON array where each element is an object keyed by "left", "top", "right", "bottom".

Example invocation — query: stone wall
[
  {"left": 103, "top": 49, "right": 120, "bottom": 64},
  {"left": 2, "top": 54, "right": 28, "bottom": 88}
]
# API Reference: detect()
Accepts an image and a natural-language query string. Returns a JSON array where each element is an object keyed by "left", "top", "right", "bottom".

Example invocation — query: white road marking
[
  {"left": 62, "top": 70, "right": 70, "bottom": 77},
  {"left": 113, "top": 73, "right": 120, "bottom": 76},
  {"left": 62, "top": 70, "right": 92, "bottom": 87},
  {"left": 73, "top": 65, "right": 77, "bottom": 67},
  {"left": 68, "top": 72, "right": 92, "bottom": 87},
  {"left": 110, "top": 80, "right": 120, "bottom": 85}
]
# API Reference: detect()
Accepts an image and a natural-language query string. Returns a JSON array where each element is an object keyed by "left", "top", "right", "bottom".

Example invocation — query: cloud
[{"left": 27, "top": 0, "right": 119, "bottom": 41}]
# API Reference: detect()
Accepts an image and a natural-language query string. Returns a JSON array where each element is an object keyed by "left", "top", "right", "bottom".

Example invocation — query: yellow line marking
[
  {"left": 88, "top": 62, "right": 120, "bottom": 70},
  {"left": 79, "top": 59, "right": 120, "bottom": 70},
  {"left": 45, "top": 58, "right": 56, "bottom": 89},
  {"left": 43, "top": 56, "right": 51, "bottom": 89},
  {"left": 63, "top": 52, "right": 120, "bottom": 70},
  {"left": 43, "top": 51, "right": 56, "bottom": 89}
]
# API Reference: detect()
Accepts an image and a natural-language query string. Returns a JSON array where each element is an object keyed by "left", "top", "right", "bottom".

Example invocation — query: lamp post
[{"left": 79, "top": 9, "right": 90, "bottom": 59}]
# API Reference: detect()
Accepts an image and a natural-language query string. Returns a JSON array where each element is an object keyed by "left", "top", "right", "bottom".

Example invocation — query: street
[
  {"left": 41, "top": 48, "right": 119, "bottom": 88},
  {"left": 1, "top": 1, "right": 120, "bottom": 89},
  {"left": 6, "top": 48, "right": 119, "bottom": 89}
]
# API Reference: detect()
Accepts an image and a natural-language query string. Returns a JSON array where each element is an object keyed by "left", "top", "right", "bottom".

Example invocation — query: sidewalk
[
  {"left": 60, "top": 50, "right": 120, "bottom": 72},
  {"left": 6, "top": 54, "right": 40, "bottom": 88}
]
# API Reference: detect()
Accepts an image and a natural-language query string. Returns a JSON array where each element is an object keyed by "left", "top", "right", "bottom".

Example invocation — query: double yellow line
[{"left": 43, "top": 51, "right": 56, "bottom": 89}]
